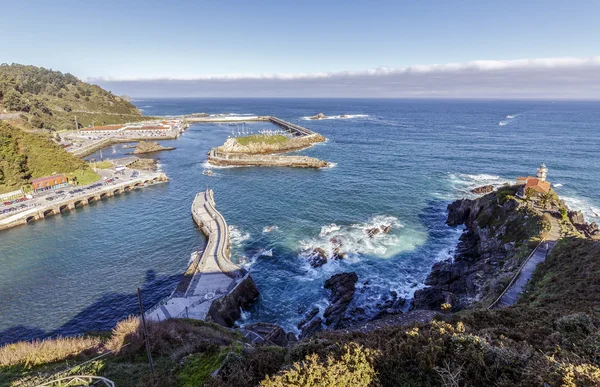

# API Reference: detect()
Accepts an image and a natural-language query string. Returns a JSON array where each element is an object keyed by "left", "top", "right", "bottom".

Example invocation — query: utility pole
[
  {"left": 74, "top": 116, "right": 78, "bottom": 133},
  {"left": 137, "top": 288, "right": 155, "bottom": 385}
]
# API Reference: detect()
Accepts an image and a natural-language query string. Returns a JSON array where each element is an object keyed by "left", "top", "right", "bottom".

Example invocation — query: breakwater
[
  {"left": 205, "top": 116, "right": 330, "bottom": 168},
  {"left": 146, "top": 189, "right": 257, "bottom": 323},
  {"left": 208, "top": 149, "right": 329, "bottom": 168},
  {"left": 0, "top": 172, "right": 169, "bottom": 231}
]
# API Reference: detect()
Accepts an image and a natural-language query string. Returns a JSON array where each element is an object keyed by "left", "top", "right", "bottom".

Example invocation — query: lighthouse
[{"left": 536, "top": 163, "right": 548, "bottom": 182}]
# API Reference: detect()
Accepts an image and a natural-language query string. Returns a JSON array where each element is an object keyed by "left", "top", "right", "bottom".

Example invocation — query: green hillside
[
  {"left": 0, "top": 63, "right": 144, "bottom": 131},
  {"left": 0, "top": 122, "right": 92, "bottom": 193}
]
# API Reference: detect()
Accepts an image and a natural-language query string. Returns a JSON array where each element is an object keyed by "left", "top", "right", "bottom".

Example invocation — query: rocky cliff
[
  {"left": 412, "top": 186, "right": 549, "bottom": 311},
  {"left": 207, "top": 275, "right": 260, "bottom": 327}
]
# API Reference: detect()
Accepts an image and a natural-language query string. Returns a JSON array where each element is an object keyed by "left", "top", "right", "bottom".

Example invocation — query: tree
[
  {"left": 3, "top": 90, "right": 29, "bottom": 112},
  {"left": 539, "top": 191, "right": 553, "bottom": 209},
  {"left": 524, "top": 187, "right": 537, "bottom": 204}
]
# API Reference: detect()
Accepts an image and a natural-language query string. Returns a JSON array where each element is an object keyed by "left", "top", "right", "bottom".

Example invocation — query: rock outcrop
[
  {"left": 471, "top": 185, "right": 494, "bottom": 195},
  {"left": 309, "top": 113, "right": 327, "bottom": 120},
  {"left": 412, "top": 188, "right": 545, "bottom": 311},
  {"left": 308, "top": 248, "right": 328, "bottom": 268},
  {"left": 207, "top": 275, "right": 260, "bottom": 327},
  {"left": 133, "top": 141, "right": 175, "bottom": 154},
  {"left": 569, "top": 210, "right": 600, "bottom": 238},
  {"left": 323, "top": 272, "right": 358, "bottom": 327}
]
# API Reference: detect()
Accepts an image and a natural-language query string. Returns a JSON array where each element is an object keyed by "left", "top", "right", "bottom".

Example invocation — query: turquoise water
[{"left": 1, "top": 99, "right": 599, "bottom": 344}]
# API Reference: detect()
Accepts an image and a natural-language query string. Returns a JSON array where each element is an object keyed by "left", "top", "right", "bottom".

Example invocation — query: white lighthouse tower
[{"left": 536, "top": 163, "right": 548, "bottom": 181}]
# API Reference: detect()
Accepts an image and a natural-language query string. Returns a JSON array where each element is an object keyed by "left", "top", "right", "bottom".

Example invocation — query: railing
[{"left": 487, "top": 220, "right": 555, "bottom": 309}]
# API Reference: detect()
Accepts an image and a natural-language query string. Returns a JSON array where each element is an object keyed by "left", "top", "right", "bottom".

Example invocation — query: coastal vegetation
[
  {"left": 218, "top": 133, "right": 326, "bottom": 155},
  {"left": 0, "top": 122, "right": 95, "bottom": 193},
  {"left": 0, "top": 63, "right": 143, "bottom": 131},
  {"left": 1, "top": 189, "right": 599, "bottom": 386}
]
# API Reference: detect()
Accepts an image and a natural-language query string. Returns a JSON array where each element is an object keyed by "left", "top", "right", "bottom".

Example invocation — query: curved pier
[{"left": 147, "top": 189, "right": 250, "bottom": 322}]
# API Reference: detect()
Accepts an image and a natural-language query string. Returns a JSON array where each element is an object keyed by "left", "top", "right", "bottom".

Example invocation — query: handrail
[{"left": 487, "top": 216, "right": 556, "bottom": 309}]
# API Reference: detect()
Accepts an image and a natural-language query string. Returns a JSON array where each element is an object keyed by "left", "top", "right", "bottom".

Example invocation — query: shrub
[
  {"left": 260, "top": 343, "right": 378, "bottom": 387},
  {"left": 555, "top": 313, "right": 595, "bottom": 338}
]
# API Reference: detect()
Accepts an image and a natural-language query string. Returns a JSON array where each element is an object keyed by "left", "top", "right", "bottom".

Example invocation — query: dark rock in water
[
  {"left": 471, "top": 185, "right": 494, "bottom": 195},
  {"left": 308, "top": 248, "right": 328, "bottom": 267},
  {"left": 323, "top": 272, "right": 358, "bottom": 327},
  {"left": 332, "top": 247, "right": 346, "bottom": 260},
  {"left": 340, "top": 114, "right": 348, "bottom": 118},
  {"left": 207, "top": 275, "right": 259, "bottom": 327},
  {"left": 300, "top": 317, "right": 324, "bottom": 337},
  {"left": 366, "top": 227, "right": 381, "bottom": 238},
  {"left": 382, "top": 225, "right": 393, "bottom": 234},
  {"left": 297, "top": 307, "right": 319, "bottom": 329}
]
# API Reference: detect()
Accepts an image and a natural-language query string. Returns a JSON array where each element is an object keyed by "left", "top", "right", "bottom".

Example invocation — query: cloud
[{"left": 90, "top": 56, "right": 600, "bottom": 98}]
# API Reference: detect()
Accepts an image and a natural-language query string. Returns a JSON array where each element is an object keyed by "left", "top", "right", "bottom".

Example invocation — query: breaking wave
[
  {"left": 298, "top": 215, "right": 426, "bottom": 262},
  {"left": 498, "top": 121, "right": 508, "bottom": 126},
  {"left": 229, "top": 225, "right": 250, "bottom": 247},
  {"left": 447, "top": 173, "right": 511, "bottom": 197},
  {"left": 561, "top": 196, "right": 600, "bottom": 222}
]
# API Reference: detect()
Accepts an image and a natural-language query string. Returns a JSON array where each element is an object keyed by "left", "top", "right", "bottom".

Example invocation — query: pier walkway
[
  {"left": 146, "top": 189, "right": 246, "bottom": 321},
  {"left": 489, "top": 214, "right": 561, "bottom": 308},
  {"left": 0, "top": 171, "right": 168, "bottom": 231}
]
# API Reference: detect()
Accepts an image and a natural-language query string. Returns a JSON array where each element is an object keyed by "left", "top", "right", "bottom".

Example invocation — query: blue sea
[{"left": 1, "top": 99, "right": 599, "bottom": 344}]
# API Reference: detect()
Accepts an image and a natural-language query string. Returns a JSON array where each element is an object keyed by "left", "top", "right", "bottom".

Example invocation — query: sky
[{"left": 2, "top": 0, "right": 600, "bottom": 98}]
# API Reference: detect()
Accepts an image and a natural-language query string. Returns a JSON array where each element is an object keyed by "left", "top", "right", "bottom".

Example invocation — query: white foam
[
  {"left": 506, "top": 114, "right": 516, "bottom": 119},
  {"left": 498, "top": 121, "right": 508, "bottom": 126},
  {"left": 263, "top": 225, "right": 279, "bottom": 233},
  {"left": 229, "top": 225, "right": 250, "bottom": 246},
  {"left": 447, "top": 173, "right": 511, "bottom": 198},
  {"left": 561, "top": 196, "right": 600, "bottom": 222},
  {"left": 298, "top": 215, "right": 426, "bottom": 262},
  {"left": 300, "top": 114, "right": 370, "bottom": 121},
  {"left": 553, "top": 183, "right": 563, "bottom": 187}
]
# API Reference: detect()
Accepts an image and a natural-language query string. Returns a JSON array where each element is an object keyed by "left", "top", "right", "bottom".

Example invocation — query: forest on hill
[
  {"left": 0, "top": 122, "right": 90, "bottom": 193},
  {"left": 0, "top": 63, "right": 143, "bottom": 131}
]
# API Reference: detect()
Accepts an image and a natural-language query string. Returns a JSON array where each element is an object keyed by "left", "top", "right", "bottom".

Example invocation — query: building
[
  {"left": 0, "top": 189, "right": 25, "bottom": 202},
  {"left": 31, "top": 175, "right": 69, "bottom": 192},
  {"left": 80, "top": 125, "right": 125, "bottom": 134},
  {"left": 516, "top": 163, "right": 551, "bottom": 196}
]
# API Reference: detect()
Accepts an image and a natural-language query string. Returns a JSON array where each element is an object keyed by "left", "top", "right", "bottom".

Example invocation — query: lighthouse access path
[
  {"left": 146, "top": 189, "right": 246, "bottom": 321},
  {"left": 490, "top": 213, "right": 561, "bottom": 308}
]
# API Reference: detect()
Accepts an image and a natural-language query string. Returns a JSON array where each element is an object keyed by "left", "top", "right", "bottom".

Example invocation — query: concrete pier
[
  {"left": 146, "top": 189, "right": 250, "bottom": 321},
  {"left": 0, "top": 172, "right": 169, "bottom": 231}
]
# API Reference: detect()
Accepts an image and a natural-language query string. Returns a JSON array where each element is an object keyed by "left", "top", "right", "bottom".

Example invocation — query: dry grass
[
  {"left": 107, "top": 316, "right": 241, "bottom": 361},
  {"left": 0, "top": 336, "right": 102, "bottom": 368}
]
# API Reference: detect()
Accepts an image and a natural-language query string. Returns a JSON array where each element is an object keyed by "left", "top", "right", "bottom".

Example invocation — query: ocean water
[{"left": 1, "top": 99, "right": 599, "bottom": 344}]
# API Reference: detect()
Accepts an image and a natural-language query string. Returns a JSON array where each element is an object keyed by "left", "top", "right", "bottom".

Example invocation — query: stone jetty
[
  {"left": 206, "top": 116, "right": 330, "bottom": 168},
  {"left": 146, "top": 189, "right": 258, "bottom": 326}
]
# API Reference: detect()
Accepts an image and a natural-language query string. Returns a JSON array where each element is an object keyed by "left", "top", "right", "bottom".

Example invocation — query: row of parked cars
[
  {"left": 45, "top": 178, "right": 121, "bottom": 201},
  {"left": 1, "top": 203, "right": 27, "bottom": 215},
  {"left": 2, "top": 197, "right": 28, "bottom": 207}
]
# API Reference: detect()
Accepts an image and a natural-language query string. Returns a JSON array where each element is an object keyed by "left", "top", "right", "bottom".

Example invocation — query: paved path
[
  {"left": 146, "top": 189, "right": 243, "bottom": 321},
  {"left": 493, "top": 214, "right": 561, "bottom": 307}
]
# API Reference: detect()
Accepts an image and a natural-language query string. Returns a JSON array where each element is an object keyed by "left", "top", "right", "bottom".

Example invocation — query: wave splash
[
  {"left": 447, "top": 173, "right": 511, "bottom": 197},
  {"left": 298, "top": 215, "right": 424, "bottom": 263}
]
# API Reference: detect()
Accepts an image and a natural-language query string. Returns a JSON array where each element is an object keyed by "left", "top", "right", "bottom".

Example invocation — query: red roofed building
[
  {"left": 516, "top": 163, "right": 551, "bottom": 196},
  {"left": 31, "top": 174, "right": 69, "bottom": 192}
]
